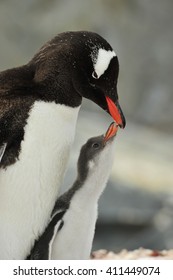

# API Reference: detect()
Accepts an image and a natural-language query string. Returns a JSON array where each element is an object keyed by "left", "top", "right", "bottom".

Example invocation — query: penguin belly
[
  {"left": 51, "top": 194, "right": 98, "bottom": 260},
  {"left": 0, "top": 101, "right": 80, "bottom": 259}
]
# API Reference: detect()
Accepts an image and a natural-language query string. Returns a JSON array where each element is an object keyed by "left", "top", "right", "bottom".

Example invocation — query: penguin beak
[
  {"left": 104, "top": 122, "right": 118, "bottom": 143},
  {"left": 105, "top": 96, "right": 126, "bottom": 128}
]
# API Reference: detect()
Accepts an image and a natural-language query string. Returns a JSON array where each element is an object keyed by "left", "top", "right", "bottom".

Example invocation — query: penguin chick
[{"left": 27, "top": 122, "right": 118, "bottom": 260}]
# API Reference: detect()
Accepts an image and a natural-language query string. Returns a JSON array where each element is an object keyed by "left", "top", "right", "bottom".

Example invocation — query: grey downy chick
[{"left": 27, "top": 122, "right": 118, "bottom": 260}]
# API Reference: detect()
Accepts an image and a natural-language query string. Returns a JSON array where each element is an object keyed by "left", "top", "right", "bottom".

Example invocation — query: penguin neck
[
  {"left": 29, "top": 54, "right": 83, "bottom": 108},
  {"left": 66, "top": 143, "right": 116, "bottom": 207},
  {"left": 38, "top": 79, "right": 82, "bottom": 107},
  {"left": 66, "top": 164, "right": 112, "bottom": 209},
  {"left": 73, "top": 172, "right": 108, "bottom": 205}
]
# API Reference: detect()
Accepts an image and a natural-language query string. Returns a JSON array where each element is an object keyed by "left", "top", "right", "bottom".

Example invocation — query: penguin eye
[
  {"left": 92, "top": 71, "right": 99, "bottom": 79},
  {"left": 92, "top": 143, "right": 100, "bottom": 149}
]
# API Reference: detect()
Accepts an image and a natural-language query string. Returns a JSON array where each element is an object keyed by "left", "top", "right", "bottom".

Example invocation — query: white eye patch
[{"left": 93, "top": 48, "right": 116, "bottom": 78}]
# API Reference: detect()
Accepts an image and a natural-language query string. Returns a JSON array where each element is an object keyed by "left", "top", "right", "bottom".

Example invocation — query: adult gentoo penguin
[
  {"left": 27, "top": 122, "right": 118, "bottom": 260},
  {"left": 0, "top": 31, "right": 125, "bottom": 259}
]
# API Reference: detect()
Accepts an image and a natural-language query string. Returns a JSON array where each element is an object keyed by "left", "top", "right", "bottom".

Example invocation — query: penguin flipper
[
  {"left": 27, "top": 210, "right": 65, "bottom": 260},
  {"left": 48, "top": 219, "right": 64, "bottom": 260},
  {"left": 0, "top": 143, "right": 7, "bottom": 162}
]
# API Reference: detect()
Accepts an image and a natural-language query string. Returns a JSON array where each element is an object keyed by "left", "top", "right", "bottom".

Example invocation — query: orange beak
[
  {"left": 104, "top": 122, "right": 118, "bottom": 143},
  {"left": 106, "top": 96, "right": 126, "bottom": 128}
]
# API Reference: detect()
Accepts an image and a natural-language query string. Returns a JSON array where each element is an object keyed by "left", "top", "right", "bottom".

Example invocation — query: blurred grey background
[{"left": 0, "top": 0, "right": 173, "bottom": 252}]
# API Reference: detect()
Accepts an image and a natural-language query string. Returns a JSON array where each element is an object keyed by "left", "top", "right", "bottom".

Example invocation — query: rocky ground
[{"left": 91, "top": 248, "right": 173, "bottom": 260}]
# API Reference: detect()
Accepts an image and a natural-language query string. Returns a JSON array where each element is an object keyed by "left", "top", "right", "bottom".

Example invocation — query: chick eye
[
  {"left": 92, "top": 143, "right": 100, "bottom": 149},
  {"left": 92, "top": 71, "right": 99, "bottom": 79}
]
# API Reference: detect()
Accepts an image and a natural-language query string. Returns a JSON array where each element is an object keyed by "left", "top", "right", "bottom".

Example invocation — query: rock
[{"left": 91, "top": 247, "right": 173, "bottom": 259}]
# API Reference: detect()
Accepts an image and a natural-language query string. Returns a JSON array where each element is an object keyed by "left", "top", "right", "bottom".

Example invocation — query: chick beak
[{"left": 103, "top": 122, "right": 118, "bottom": 143}]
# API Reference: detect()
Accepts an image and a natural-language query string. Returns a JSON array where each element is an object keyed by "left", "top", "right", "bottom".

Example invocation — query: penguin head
[
  {"left": 77, "top": 122, "right": 118, "bottom": 181},
  {"left": 32, "top": 31, "right": 126, "bottom": 128},
  {"left": 70, "top": 31, "right": 126, "bottom": 128}
]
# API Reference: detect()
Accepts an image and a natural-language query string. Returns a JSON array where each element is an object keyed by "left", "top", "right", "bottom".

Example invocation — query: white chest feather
[
  {"left": 50, "top": 141, "right": 116, "bottom": 260},
  {"left": 51, "top": 198, "right": 98, "bottom": 260},
  {"left": 0, "top": 101, "right": 80, "bottom": 259}
]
